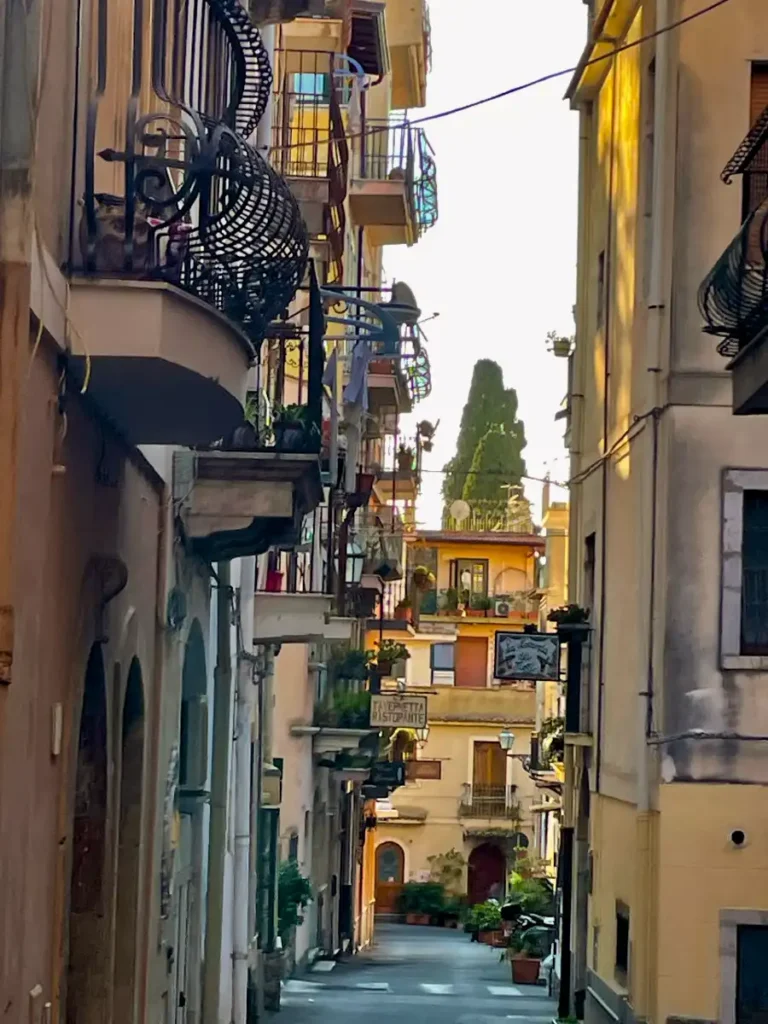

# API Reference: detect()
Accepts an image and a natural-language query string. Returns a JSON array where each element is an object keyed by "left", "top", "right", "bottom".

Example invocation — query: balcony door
[
  {"left": 473, "top": 741, "right": 506, "bottom": 816},
  {"left": 455, "top": 636, "right": 488, "bottom": 688}
]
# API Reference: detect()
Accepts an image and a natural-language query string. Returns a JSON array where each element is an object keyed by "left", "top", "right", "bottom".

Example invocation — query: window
[
  {"left": 452, "top": 559, "right": 489, "bottom": 605},
  {"left": 615, "top": 902, "right": 630, "bottom": 984},
  {"left": 455, "top": 636, "right": 489, "bottom": 688},
  {"left": 293, "top": 72, "right": 331, "bottom": 101},
  {"left": 741, "top": 491, "right": 768, "bottom": 654},
  {"left": 430, "top": 643, "right": 455, "bottom": 672},
  {"left": 722, "top": 471, "right": 768, "bottom": 666},
  {"left": 597, "top": 251, "right": 606, "bottom": 329},
  {"left": 288, "top": 832, "right": 299, "bottom": 862},
  {"left": 744, "top": 65, "right": 768, "bottom": 219}
]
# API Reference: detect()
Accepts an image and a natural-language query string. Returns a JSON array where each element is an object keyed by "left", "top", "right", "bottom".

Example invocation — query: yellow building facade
[
  {"left": 564, "top": 3, "right": 768, "bottom": 1024},
  {"left": 367, "top": 521, "right": 546, "bottom": 912}
]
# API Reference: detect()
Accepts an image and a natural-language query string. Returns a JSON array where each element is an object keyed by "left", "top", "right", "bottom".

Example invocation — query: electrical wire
[{"left": 269, "top": 0, "right": 735, "bottom": 155}]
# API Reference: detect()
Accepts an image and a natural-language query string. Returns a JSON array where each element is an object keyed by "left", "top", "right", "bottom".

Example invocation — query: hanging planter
[{"left": 412, "top": 565, "right": 435, "bottom": 592}]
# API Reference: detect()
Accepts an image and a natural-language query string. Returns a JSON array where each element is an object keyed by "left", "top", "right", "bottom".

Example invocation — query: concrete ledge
[{"left": 586, "top": 969, "right": 635, "bottom": 1024}]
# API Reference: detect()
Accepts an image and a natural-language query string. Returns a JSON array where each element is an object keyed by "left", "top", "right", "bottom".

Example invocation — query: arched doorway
[
  {"left": 375, "top": 842, "right": 404, "bottom": 914},
  {"left": 113, "top": 658, "right": 145, "bottom": 1024},
  {"left": 66, "top": 643, "right": 109, "bottom": 1024},
  {"left": 468, "top": 843, "right": 506, "bottom": 906}
]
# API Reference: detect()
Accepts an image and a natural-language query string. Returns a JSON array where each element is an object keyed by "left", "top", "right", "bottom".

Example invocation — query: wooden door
[
  {"left": 468, "top": 843, "right": 506, "bottom": 906},
  {"left": 375, "top": 842, "right": 404, "bottom": 914},
  {"left": 455, "top": 636, "right": 488, "bottom": 688},
  {"left": 472, "top": 741, "right": 506, "bottom": 815}
]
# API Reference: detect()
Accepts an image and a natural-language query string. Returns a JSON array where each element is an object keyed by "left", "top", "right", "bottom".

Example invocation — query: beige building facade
[{"left": 563, "top": 3, "right": 768, "bottom": 1024}]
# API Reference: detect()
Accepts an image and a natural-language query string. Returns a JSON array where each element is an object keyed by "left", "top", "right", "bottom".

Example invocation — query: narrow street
[{"left": 279, "top": 925, "right": 556, "bottom": 1024}]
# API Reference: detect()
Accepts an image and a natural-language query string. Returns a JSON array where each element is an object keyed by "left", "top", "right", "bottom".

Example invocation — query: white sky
[{"left": 386, "top": 0, "right": 587, "bottom": 528}]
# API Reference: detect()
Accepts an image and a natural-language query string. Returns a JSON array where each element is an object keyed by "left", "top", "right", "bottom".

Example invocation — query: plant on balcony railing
[
  {"left": 314, "top": 687, "right": 371, "bottom": 729},
  {"left": 273, "top": 403, "right": 322, "bottom": 452},
  {"left": 538, "top": 716, "right": 564, "bottom": 768},
  {"left": 75, "top": 0, "right": 307, "bottom": 348},
  {"left": 375, "top": 639, "right": 410, "bottom": 676}
]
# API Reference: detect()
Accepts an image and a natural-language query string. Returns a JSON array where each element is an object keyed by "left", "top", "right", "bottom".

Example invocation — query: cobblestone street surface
[{"left": 277, "top": 925, "right": 556, "bottom": 1024}]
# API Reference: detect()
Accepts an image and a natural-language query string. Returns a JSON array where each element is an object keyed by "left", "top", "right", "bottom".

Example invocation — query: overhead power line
[{"left": 270, "top": 0, "right": 734, "bottom": 155}]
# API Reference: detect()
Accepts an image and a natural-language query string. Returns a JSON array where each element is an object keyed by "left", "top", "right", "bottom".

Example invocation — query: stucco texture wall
[
  {"left": 656, "top": 783, "right": 768, "bottom": 1024},
  {"left": 0, "top": 339, "right": 164, "bottom": 1020}
]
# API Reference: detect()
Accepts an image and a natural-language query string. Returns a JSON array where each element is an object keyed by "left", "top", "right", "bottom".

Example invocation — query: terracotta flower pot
[{"left": 510, "top": 956, "right": 541, "bottom": 985}]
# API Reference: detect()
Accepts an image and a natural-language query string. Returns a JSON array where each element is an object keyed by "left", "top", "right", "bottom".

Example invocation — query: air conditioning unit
[{"left": 495, "top": 598, "right": 511, "bottom": 618}]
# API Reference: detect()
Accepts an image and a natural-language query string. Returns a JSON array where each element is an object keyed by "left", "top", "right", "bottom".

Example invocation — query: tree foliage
[{"left": 442, "top": 360, "right": 527, "bottom": 505}]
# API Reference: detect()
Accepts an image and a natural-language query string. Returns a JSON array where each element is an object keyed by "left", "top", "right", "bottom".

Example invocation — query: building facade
[
  {"left": 562, "top": 3, "right": 768, "bottom": 1024},
  {"left": 0, "top": 0, "right": 435, "bottom": 1021},
  {"left": 369, "top": 506, "right": 548, "bottom": 913}
]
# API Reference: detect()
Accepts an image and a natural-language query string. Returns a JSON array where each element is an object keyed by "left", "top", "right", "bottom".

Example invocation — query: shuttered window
[{"left": 744, "top": 65, "right": 768, "bottom": 218}]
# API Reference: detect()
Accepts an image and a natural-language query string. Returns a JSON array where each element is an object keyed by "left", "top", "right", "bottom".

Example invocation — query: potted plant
[
  {"left": 547, "top": 604, "right": 590, "bottom": 637},
  {"left": 443, "top": 587, "right": 459, "bottom": 614},
  {"left": 478, "top": 595, "right": 493, "bottom": 617},
  {"left": 509, "top": 927, "right": 550, "bottom": 985},
  {"left": 470, "top": 900, "right": 503, "bottom": 945},
  {"left": 394, "top": 597, "right": 413, "bottom": 622},
  {"left": 417, "top": 419, "right": 437, "bottom": 452},
  {"left": 376, "top": 638, "right": 410, "bottom": 676},
  {"left": 466, "top": 593, "right": 485, "bottom": 618},
  {"left": 397, "top": 444, "right": 415, "bottom": 473},
  {"left": 397, "top": 881, "right": 445, "bottom": 925},
  {"left": 277, "top": 859, "right": 312, "bottom": 981},
  {"left": 412, "top": 565, "right": 435, "bottom": 591},
  {"left": 273, "top": 404, "right": 319, "bottom": 452},
  {"left": 546, "top": 330, "right": 573, "bottom": 359}
]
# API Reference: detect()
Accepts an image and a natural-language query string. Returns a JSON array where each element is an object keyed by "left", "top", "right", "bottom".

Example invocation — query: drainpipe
[
  {"left": 634, "top": 3, "right": 672, "bottom": 1017},
  {"left": 233, "top": 556, "right": 256, "bottom": 1024},
  {"left": 203, "top": 561, "right": 233, "bottom": 1024}
]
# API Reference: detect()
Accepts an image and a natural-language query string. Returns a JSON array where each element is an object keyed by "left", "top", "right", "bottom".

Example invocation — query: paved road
[{"left": 278, "top": 924, "right": 556, "bottom": 1024}]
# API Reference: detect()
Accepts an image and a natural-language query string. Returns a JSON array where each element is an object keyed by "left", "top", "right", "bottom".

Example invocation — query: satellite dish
[{"left": 450, "top": 499, "right": 470, "bottom": 524}]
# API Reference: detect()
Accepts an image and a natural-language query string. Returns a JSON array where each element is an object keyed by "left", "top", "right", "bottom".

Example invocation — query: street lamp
[
  {"left": 499, "top": 728, "right": 528, "bottom": 760},
  {"left": 499, "top": 728, "right": 515, "bottom": 752},
  {"left": 415, "top": 724, "right": 430, "bottom": 747},
  {"left": 345, "top": 539, "right": 365, "bottom": 585}
]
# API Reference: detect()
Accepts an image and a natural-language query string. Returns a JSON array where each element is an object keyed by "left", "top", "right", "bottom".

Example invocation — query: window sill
[{"left": 721, "top": 654, "right": 768, "bottom": 670}]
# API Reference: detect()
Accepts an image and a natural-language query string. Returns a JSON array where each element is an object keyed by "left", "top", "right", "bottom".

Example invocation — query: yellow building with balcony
[
  {"left": 366, "top": 504, "right": 547, "bottom": 914},
  {"left": 563, "top": 3, "right": 768, "bottom": 1024}
]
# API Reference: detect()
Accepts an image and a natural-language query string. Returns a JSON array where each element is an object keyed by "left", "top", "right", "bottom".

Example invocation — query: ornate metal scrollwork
[{"left": 75, "top": 0, "right": 308, "bottom": 348}]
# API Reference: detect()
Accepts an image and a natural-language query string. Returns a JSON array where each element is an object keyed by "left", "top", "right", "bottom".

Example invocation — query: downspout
[
  {"left": 595, "top": 52, "right": 619, "bottom": 796},
  {"left": 203, "top": 562, "right": 233, "bottom": 1024},
  {"left": 233, "top": 555, "right": 256, "bottom": 1024},
  {"left": 635, "top": 2, "right": 672, "bottom": 1016}
]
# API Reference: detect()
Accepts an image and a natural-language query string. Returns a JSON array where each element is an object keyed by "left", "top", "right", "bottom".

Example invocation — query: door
[
  {"left": 455, "top": 636, "right": 488, "bottom": 688},
  {"left": 468, "top": 843, "right": 506, "bottom": 906},
  {"left": 472, "top": 741, "right": 507, "bottom": 814},
  {"left": 738, "top": 925, "right": 768, "bottom": 1024},
  {"left": 375, "top": 843, "right": 404, "bottom": 914}
]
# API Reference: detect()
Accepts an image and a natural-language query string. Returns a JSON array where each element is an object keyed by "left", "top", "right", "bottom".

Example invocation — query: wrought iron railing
[
  {"left": 698, "top": 198, "right": 768, "bottom": 357},
  {"left": 459, "top": 784, "right": 519, "bottom": 820},
  {"left": 271, "top": 49, "right": 356, "bottom": 283},
  {"left": 360, "top": 120, "right": 438, "bottom": 239},
  {"left": 440, "top": 498, "right": 536, "bottom": 534},
  {"left": 73, "top": 0, "right": 308, "bottom": 348}
]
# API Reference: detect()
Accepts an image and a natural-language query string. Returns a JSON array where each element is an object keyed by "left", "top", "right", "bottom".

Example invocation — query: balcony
[
  {"left": 304, "top": 685, "right": 379, "bottom": 758},
  {"left": 421, "top": 588, "right": 540, "bottom": 623},
  {"left": 459, "top": 784, "right": 519, "bottom": 820},
  {"left": 699, "top": 199, "right": 768, "bottom": 413},
  {"left": 441, "top": 497, "right": 537, "bottom": 535},
  {"left": 386, "top": 0, "right": 431, "bottom": 110},
  {"left": 271, "top": 49, "right": 353, "bottom": 283},
  {"left": 68, "top": 0, "right": 307, "bottom": 445},
  {"left": 178, "top": 266, "right": 326, "bottom": 561},
  {"left": 365, "top": 326, "right": 432, "bottom": 428},
  {"left": 349, "top": 120, "right": 438, "bottom": 246},
  {"left": 371, "top": 433, "right": 422, "bottom": 504}
]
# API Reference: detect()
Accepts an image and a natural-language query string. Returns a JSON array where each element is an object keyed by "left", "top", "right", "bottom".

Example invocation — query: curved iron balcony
[
  {"left": 74, "top": 0, "right": 308, "bottom": 349},
  {"left": 401, "top": 324, "right": 432, "bottom": 403},
  {"left": 698, "top": 199, "right": 768, "bottom": 358}
]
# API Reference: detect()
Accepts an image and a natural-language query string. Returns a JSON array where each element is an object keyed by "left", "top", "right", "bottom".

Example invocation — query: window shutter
[{"left": 751, "top": 65, "right": 768, "bottom": 125}]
